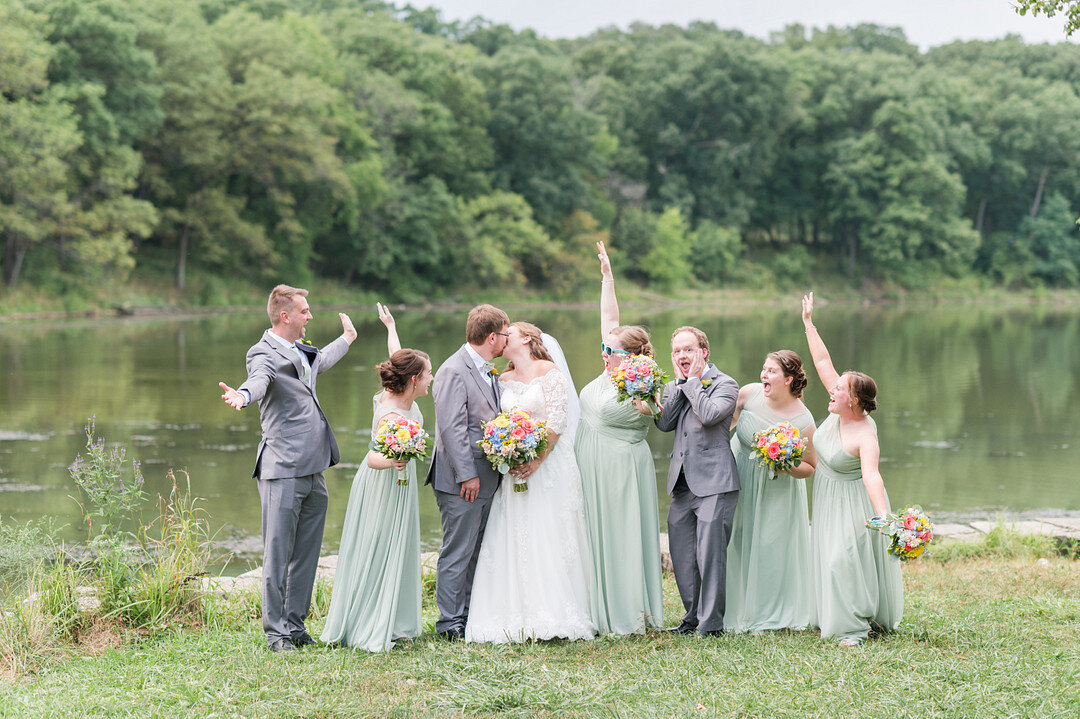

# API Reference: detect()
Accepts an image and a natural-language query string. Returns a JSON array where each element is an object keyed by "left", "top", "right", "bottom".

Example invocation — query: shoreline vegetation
[{"left": 3, "top": 278, "right": 1080, "bottom": 324}]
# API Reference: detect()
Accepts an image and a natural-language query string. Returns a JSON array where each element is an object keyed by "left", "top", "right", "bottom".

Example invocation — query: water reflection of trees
[{"left": 1, "top": 307, "right": 1078, "bottom": 544}]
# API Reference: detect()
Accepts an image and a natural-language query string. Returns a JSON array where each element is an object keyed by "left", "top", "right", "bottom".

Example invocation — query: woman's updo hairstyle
[
  {"left": 377, "top": 349, "right": 430, "bottom": 394},
  {"left": 611, "top": 325, "right": 653, "bottom": 357},
  {"left": 846, "top": 371, "right": 878, "bottom": 414},
  {"left": 505, "top": 321, "right": 553, "bottom": 371},
  {"left": 766, "top": 350, "right": 807, "bottom": 399}
]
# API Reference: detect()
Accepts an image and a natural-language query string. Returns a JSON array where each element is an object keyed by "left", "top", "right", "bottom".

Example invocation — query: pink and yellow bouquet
[
  {"left": 477, "top": 408, "right": 550, "bottom": 493},
  {"left": 371, "top": 416, "right": 431, "bottom": 486},
  {"left": 752, "top": 421, "right": 807, "bottom": 480},
  {"left": 609, "top": 354, "right": 667, "bottom": 415},
  {"left": 866, "top": 505, "right": 934, "bottom": 561}
]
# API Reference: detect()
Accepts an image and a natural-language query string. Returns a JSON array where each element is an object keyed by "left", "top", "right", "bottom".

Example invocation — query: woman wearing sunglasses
[{"left": 574, "top": 241, "right": 665, "bottom": 635}]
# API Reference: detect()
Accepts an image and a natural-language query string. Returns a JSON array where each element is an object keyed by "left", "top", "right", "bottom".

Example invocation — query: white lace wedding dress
[{"left": 465, "top": 370, "right": 598, "bottom": 643}]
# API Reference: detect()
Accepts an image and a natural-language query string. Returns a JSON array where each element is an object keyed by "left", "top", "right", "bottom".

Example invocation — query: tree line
[{"left": 3, "top": 0, "right": 1080, "bottom": 297}]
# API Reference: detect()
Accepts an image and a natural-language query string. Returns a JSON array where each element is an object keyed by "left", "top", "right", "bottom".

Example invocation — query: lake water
[{"left": 2, "top": 302, "right": 1077, "bottom": 567}]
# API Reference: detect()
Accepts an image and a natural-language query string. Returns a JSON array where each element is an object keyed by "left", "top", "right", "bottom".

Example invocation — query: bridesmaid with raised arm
[
  {"left": 574, "top": 241, "right": 664, "bottom": 635},
  {"left": 321, "top": 304, "right": 432, "bottom": 652},
  {"left": 725, "top": 350, "right": 818, "bottom": 634},
  {"left": 801, "top": 293, "right": 902, "bottom": 646}
]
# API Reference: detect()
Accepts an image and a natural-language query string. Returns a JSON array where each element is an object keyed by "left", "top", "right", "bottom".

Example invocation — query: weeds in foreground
[
  {"left": 1, "top": 423, "right": 214, "bottom": 679},
  {"left": 930, "top": 520, "right": 1071, "bottom": 562}
]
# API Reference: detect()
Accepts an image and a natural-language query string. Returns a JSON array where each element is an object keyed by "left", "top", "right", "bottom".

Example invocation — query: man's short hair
[
  {"left": 267, "top": 285, "right": 308, "bottom": 325},
  {"left": 671, "top": 325, "right": 710, "bottom": 358},
  {"left": 466, "top": 304, "right": 510, "bottom": 345}
]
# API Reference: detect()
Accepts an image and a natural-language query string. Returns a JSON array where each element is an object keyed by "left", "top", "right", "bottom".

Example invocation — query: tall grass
[{"left": 110, "top": 470, "right": 210, "bottom": 630}]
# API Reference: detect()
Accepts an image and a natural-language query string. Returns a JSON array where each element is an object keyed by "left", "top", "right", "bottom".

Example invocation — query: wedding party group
[{"left": 219, "top": 242, "right": 907, "bottom": 654}]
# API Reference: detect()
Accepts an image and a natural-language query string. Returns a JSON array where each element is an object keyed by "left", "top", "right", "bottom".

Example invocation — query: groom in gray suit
[
  {"left": 425, "top": 304, "right": 510, "bottom": 640},
  {"left": 655, "top": 326, "right": 740, "bottom": 636},
  {"left": 219, "top": 285, "right": 356, "bottom": 652}
]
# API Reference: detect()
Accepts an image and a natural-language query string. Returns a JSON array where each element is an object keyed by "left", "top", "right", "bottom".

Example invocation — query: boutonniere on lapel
[
  {"left": 700, "top": 379, "right": 713, "bottom": 388},
  {"left": 488, "top": 366, "right": 499, "bottom": 377},
  {"left": 298, "top": 338, "right": 314, "bottom": 348}
]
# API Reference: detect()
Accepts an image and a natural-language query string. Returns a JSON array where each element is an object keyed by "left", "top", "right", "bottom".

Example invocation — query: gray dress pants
[
  {"left": 433, "top": 489, "right": 494, "bottom": 633},
  {"left": 667, "top": 476, "right": 738, "bottom": 634},
  {"left": 258, "top": 473, "right": 328, "bottom": 644}
]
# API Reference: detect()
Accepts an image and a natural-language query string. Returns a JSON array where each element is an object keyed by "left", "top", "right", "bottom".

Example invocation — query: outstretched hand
[
  {"left": 219, "top": 381, "right": 245, "bottom": 410},
  {"left": 597, "top": 241, "right": 612, "bottom": 278},
  {"left": 340, "top": 312, "right": 357, "bottom": 344},
  {"left": 377, "top": 302, "right": 395, "bottom": 329},
  {"left": 802, "top": 292, "right": 814, "bottom": 327}
]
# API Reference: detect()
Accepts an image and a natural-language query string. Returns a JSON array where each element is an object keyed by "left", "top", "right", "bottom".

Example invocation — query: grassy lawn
[{"left": 2, "top": 557, "right": 1078, "bottom": 718}]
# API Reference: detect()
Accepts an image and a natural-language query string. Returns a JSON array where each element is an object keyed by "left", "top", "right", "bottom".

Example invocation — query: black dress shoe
[
  {"left": 291, "top": 631, "right": 317, "bottom": 648},
  {"left": 269, "top": 638, "right": 296, "bottom": 653},
  {"left": 665, "top": 617, "right": 699, "bottom": 634},
  {"left": 700, "top": 630, "right": 724, "bottom": 637},
  {"left": 664, "top": 622, "right": 697, "bottom": 635},
  {"left": 439, "top": 627, "right": 465, "bottom": 641}
]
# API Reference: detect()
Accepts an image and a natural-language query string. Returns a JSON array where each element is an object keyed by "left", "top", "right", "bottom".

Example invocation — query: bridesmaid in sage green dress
[
  {"left": 725, "top": 350, "right": 818, "bottom": 633},
  {"left": 574, "top": 241, "right": 664, "bottom": 635},
  {"left": 321, "top": 305, "right": 433, "bottom": 652},
  {"left": 801, "top": 292, "right": 903, "bottom": 645}
]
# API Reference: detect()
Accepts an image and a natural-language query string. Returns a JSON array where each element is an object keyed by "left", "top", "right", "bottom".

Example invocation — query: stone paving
[{"left": 200, "top": 517, "right": 1079, "bottom": 596}]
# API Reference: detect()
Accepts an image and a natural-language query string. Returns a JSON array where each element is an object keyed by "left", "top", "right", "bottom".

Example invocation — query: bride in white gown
[{"left": 465, "top": 322, "right": 597, "bottom": 643}]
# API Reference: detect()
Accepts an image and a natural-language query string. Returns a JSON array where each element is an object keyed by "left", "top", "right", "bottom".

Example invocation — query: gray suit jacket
[
  {"left": 655, "top": 364, "right": 740, "bottom": 497},
  {"left": 425, "top": 345, "right": 502, "bottom": 499},
  {"left": 238, "top": 330, "right": 350, "bottom": 480}
]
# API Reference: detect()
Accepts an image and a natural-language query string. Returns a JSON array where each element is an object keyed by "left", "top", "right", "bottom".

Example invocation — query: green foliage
[
  {"left": 67, "top": 417, "right": 146, "bottom": 537},
  {"left": 645, "top": 207, "right": 693, "bottom": 289},
  {"left": 930, "top": 523, "right": 1061, "bottom": 562},
  {"left": 0, "top": 519, "right": 60, "bottom": 594},
  {"left": 1015, "top": 1, "right": 1080, "bottom": 37},
  {"left": 690, "top": 221, "right": 742, "bottom": 283},
  {"left": 115, "top": 473, "right": 210, "bottom": 629},
  {"left": 610, "top": 207, "right": 659, "bottom": 282},
  {"left": 6, "top": 2, "right": 1080, "bottom": 298},
  {"left": 460, "top": 191, "right": 554, "bottom": 287},
  {"left": 1020, "top": 192, "right": 1080, "bottom": 285},
  {"left": 36, "top": 557, "right": 86, "bottom": 639}
]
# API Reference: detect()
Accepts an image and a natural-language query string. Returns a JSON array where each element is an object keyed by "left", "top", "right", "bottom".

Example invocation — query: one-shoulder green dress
[
  {"left": 725, "top": 384, "right": 816, "bottom": 633},
  {"left": 320, "top": 393, "right": 422, "bottom": 651},
  {"left": 575, "top": 373, "right": 664, "bottom": 634},
  {"left": 811, "top": 413, "right": 903, "bottom": 643}
]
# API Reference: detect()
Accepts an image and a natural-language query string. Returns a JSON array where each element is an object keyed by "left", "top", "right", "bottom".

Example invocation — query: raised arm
[
  {"left": 597, "top": 241, "right": 619, "bottom": 338},
  {"left": 378, "top": 302, "right": 401, "bottom": 355},
  {"left": 802, "top": 292, "right": 840, "bottom": 392}
]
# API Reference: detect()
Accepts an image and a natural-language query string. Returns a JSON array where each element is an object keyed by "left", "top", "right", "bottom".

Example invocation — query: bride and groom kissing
[{"left": 427, "top": 304, "right": 596, "bottom": 643}]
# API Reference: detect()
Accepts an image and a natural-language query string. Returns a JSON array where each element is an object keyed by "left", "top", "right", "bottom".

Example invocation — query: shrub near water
[{"left": 1, "top": 422, "right": 214, "bottom": 677}]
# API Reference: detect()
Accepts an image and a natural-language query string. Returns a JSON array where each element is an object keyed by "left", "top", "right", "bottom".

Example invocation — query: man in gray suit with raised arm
[
  {"left": 655, "top": 325, "right": 740, "bottom": 636},
  {"left": 219, "top": 284, "right": 356, "bottom": 652},
  {"left": 425, "top": 304, "right": 510, "bottom": 640}
]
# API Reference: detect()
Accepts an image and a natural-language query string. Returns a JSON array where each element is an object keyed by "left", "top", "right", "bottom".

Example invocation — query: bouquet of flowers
[
  {"left": 866, "top": 505, "right": 935, "bottom": 561},
  {"left": 752, "top": 421, "right": 807, "bottom": 480},
  {"left": 608, "top": 354, "right": 668, "bottom": 415},
  {"left": 371, "top": 416, "right": 431, "bottom": 486},
  {"left": 477, "top": 408, "right": 550, "bottom": 493}
]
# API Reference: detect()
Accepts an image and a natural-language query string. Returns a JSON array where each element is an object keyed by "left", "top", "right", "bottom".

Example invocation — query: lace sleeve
[{"left": 540, "top": 369, "right": 569, "bottom": 435}]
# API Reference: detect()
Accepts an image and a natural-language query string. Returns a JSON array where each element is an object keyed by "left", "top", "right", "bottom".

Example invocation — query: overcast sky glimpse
[{"left": 419, "top": 0, "right": 1076, "bottom": 48}]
